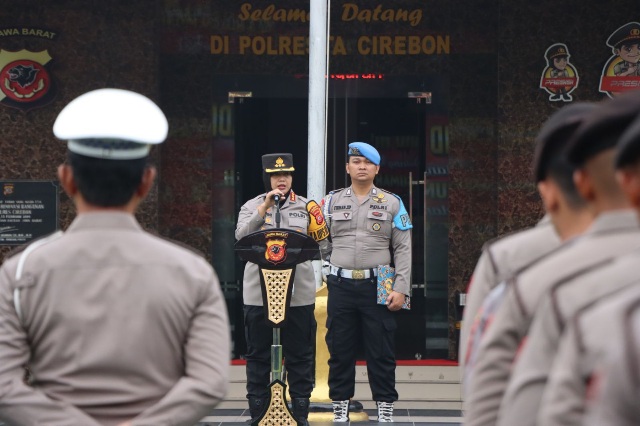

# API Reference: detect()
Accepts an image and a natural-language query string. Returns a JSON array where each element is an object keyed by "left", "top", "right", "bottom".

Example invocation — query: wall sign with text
[{"left": 0, "top": 181, "right": 59, "bottom": 245}]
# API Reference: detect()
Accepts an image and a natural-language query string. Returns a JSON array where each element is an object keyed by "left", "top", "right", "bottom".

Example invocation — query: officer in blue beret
[{"left": 321, "top": 142, "right": 412, "bottom": 422}]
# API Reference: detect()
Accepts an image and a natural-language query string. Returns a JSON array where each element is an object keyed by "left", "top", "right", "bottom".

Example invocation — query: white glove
[{"left": 321, "top": 261, "right": 331, "bottom": 283}]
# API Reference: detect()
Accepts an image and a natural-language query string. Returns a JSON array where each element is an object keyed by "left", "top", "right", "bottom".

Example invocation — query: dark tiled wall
[{"left": 0, "top": 1, "right": 161, "bottom": 260}]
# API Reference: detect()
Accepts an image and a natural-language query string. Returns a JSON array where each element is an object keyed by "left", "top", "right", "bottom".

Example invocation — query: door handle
[{"left": 409, "top": 172, "right": 428, "bottom": 296}]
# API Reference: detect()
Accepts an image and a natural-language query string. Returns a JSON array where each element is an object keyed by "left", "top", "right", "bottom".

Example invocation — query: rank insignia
[{"left": 373, "top": 193, "right": 387, "bottom": 203}]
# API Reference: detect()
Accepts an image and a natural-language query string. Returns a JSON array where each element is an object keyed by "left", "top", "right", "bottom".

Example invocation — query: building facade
[{"left": 1, "top": 0, "right": 638, "bottom": 361}]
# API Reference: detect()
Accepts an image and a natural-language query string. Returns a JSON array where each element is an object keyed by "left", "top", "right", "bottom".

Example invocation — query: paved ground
[{"left": 196, "top": 408, "right": 463, "bottom": 425}]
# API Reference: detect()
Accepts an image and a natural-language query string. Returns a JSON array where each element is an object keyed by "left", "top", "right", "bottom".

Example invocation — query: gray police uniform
[
  {"left": 459, "top": 215, "right": 559, "bottom": 374},
  {"left": 464, "top": 210, "right": 640, "bottom": 426},
  {"left": 323, "top": 185, "right": 412, "bottom": 402},
  {"left": 538, "top": 283, "right": 640, "bottom": 426},
  {"left": 235, "top": 190, "right": 328, "bottom": 401},
  {"left": 0, "top": 212, "right": 230, "bottom": 426},
  {"left": 236, "top": 190, "right": 327, "bottom": 307},
  {"left": 499, "top": 244, "right": 640, "bottom": 426},
  {"left": 583, "top": 303, "right": 640, "bottom": 426}
]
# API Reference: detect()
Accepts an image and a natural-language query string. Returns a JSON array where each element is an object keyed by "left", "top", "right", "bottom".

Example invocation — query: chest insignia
[{"left": 373, "top": 193, "right": 387, "bottom": 203}]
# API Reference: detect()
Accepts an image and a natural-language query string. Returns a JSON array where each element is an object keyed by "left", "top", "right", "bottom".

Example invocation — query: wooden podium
[{"left": 235, "top": 228, "right": 320, "bottom": 426}]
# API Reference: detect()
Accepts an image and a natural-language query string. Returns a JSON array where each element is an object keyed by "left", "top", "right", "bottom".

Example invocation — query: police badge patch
[
  {"left": 0, "top": 49, "right": 57, "bottom": 112},
  {"left": 265, "top": 238, "right": 287, "bottom": 265}
]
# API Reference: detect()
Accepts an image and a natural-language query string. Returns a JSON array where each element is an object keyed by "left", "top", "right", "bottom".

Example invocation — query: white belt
[{"left": 329, "top": 264, "right": 378, "bottom": 279}]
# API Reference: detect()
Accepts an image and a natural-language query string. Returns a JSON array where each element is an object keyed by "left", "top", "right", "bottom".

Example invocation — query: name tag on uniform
[
  {"left": 333, "top": 211, "right": 353, "bottom": 220},
  {"left": 367, "top": 210, "right": 388, "bottom": 220}
]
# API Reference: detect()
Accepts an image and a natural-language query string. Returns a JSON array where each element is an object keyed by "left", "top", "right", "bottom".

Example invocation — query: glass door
[{"left": 223, "top": 77, "right": 450, "bottom": 360}]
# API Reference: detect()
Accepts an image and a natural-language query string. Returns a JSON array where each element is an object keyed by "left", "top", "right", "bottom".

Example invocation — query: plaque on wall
[{"left": 0, "top": 180, "right": 59, "bottom": 245}]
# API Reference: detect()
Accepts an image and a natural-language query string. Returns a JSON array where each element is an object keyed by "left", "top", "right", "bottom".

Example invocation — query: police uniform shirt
[
  {"left": 464, "top": 210, "right": 640, "bottom": 426},
  {"left": 614, "top": 61, "right": 640, "bottom": 76},
  {"left": 235, "top": 191, "right": 328, "bottom": 306},
  {"left": 459, "top": 216, "right": 559, "bottom": 373},
  {"left": 499, "top": 245, "right": 640, "bottom": 426},
  {"left": 323, "top": 186, "right": 412, "bottom": 295},
  {"left": 583, "top": 306, "right": 640, "bottom": 426},
  {"left": 538, "top": 283, "right": 640, "bottom": 426},
  {"left": 0, "top": 212, "right": 230, "bottom": 426}
]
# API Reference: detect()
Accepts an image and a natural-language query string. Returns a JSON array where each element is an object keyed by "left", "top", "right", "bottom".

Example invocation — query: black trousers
[
  {"left": 325, "top": 274, "right": 398, "bottom": 402},
  {"left": 244, "top": 304, "right": 316, "bottom": 399}
]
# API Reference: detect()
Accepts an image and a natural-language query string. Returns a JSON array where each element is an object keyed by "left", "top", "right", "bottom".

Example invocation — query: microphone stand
[{"left": 272, "top": 196, "right": 283, "bottom": 383}]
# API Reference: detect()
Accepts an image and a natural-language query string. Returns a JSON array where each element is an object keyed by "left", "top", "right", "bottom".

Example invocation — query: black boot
[
  {"left": 291, "top": 398, "right": 310, "bottom": 426},
  {"left": 247, "top": 397, "right": 265, "bottom": 424}
]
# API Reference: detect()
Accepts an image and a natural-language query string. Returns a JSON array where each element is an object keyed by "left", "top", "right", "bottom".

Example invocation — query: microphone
[{"left": 273, "top": 194, "right": 281, "bottom": 202}]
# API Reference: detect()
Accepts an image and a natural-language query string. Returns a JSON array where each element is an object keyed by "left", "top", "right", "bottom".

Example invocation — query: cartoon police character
[
  {"left": 600, "top": 22, "right": 640, "bottom": 98},
  {"left": 540, "top": 43, "right": 579, "bottom": 102}
]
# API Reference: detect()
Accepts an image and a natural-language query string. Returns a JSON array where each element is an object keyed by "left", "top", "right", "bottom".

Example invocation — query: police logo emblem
[
  {"left": 372, "top": 223, "right": 381, "bottom": 231},
  {"left": 3, "top": 183, "right": 14, "bottom": 196},
  {"left": 348, "top": 146, "right": 362, "bottom": 156},
  {"left": 0, "top": 49, "right": 57, "bottom": 112},
  {"left": 265, "top": 239, "right": 287, "bottom": 264}
]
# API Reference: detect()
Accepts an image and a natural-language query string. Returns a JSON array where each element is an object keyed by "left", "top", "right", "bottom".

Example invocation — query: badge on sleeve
[
  {"left": 306, "top": 200, "right": 329, "bottom": 241},
  {"left": 392, "top": 195, "right": 413, "bottom": 230}
]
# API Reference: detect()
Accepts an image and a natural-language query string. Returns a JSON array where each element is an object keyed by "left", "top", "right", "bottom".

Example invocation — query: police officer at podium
[
  {"left": 235, "top": 153, "right": 329, "bottom": 425},
  {"left": 321, "top": 142, "right": 412, "bottom": 422}
]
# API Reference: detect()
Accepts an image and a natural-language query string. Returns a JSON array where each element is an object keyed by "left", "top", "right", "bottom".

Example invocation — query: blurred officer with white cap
[
  {"left": 321, "top": 142, "right": 412, "bottom": 422},
  {"left": 0, "top": 88, "right": 230, "bottom": 426}
]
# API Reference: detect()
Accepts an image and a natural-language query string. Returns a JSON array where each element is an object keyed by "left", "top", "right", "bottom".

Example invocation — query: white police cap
[{"left": 53, "top": 88, "right": 168, "bottom": 160}]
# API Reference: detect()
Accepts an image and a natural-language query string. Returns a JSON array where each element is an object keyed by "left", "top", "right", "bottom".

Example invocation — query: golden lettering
[
  {"left": 211, "top": 34, "right": 449, "bottom": 56},
  {"left": 357, "top": 35, "right": 449, "bottom": 55},
  {"left": 210, "top": 35, "right": 229, "bottom": 54},
  {"left": 358, "top": 36, "right": 371, "bottom": 55},
  {"left": 239, "top": 36, "right": 251, "bottom": 53},
  {"left": 238, "top": 36, "right": 308, "bottom": 55},
  {"left": 331, "top": 36, "right": 347, "bottom": 55},
  {"left": 238, "top": 3, "right": 251, "bottom": 20},
  {"left": 238, "top": 3, "right": 309, "bottom": 22},
  {"left": 341, "top": 3, "right": 422, "bottom": 27}
]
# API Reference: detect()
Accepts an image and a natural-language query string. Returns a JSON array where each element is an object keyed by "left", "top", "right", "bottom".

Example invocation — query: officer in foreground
[
  {"left": 460, "top": 102, "right": 594, "bottom": 400},
  {"left": 535, "top": 103, "right": 640, "bottom": 426},
  {"left": 0, "top": 88, "right": 230, "bottom": 425},
  {"left": 501, "top": 91, "right": 640, "bottom": 426},
  {"left": 235, "top": 153, "right": 329, "bottom": 425},
  {"left": 321, "top": 142, "right": 412, "bottom": 422},
  {"left": 480, "top": 92, "right": 640, "bottom": 426}
]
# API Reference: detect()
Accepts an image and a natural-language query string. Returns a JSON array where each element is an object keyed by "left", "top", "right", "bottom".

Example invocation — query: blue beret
[{"left": 348, "top": 142, "right": 380, "bottom": 165}]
